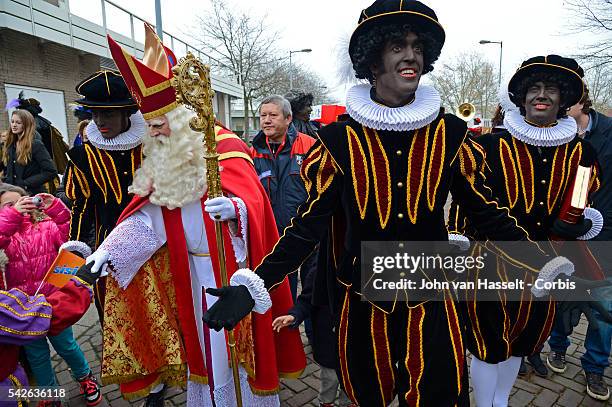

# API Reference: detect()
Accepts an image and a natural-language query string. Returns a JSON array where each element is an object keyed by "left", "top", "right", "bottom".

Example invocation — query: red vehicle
[{"left": 311, "top": 104, "right": 346, "bottom": 125}]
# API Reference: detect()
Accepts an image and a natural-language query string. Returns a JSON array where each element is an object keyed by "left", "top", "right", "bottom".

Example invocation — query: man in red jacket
[{"left": 250, "top": 95, "right": 317, "bottom": 302}]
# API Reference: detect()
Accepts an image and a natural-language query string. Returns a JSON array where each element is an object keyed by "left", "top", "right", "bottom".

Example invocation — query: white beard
[{"left": 129, "top": 105, "right": 207, "bottom": 209}]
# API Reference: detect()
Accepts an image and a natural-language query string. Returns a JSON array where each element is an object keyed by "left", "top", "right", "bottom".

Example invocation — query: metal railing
[{"left": 65, "top": 0, "right": 238, "bottom": 82}]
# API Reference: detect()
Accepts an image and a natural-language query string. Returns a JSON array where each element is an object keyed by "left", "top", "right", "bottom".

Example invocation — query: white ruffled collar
[
  {"left": 345, "top": 84, "right": 441, "bottom": 131},
  {"left": 86, "top": 112, "right": 145, "bottom": 151},
  {"left": 503, "top": 110, "right": 577, "bottom": 147}
]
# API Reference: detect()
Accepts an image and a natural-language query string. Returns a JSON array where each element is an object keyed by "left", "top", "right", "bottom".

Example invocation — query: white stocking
[
  {"left": 493, "top": 356, "right": 522, "bottom": 407},
  {"left": 470, "top": 357, "right": 498, "bottom": 407}
]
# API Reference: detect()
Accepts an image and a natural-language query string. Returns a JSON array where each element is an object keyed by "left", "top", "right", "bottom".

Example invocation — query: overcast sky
[{"left": 70, "top": 0, "right": 598, "bottom": 102}]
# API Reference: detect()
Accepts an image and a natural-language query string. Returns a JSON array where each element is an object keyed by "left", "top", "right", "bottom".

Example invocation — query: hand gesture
[
  {"left": 74, "top": 262, "right": 102, "bottom": 286},
  {"left": 204, "top": 197, "right": 236, "bottom": 222},
  {"left": 553, "top": 276, "right": 612, "bottom": 334},
  {"left": 14, "top": 196, "right": 37, "bottom": 214},
  {"left": 203, "top": 285, "right": 254, "bottom": 331},
  {"left": 272, "top": 315, "right": 296, "bottom": 332},
  {"left": 85, "top": 250, "right": 110, "bottom": 277}
]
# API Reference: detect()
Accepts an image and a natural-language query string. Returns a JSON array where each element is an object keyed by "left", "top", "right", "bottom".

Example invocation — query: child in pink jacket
[
  {"left": 0, "top": 183, "right": 102, "bottom": 407},
  {"left": 0, "top": 185, "right": 69, "bottom": 295}
]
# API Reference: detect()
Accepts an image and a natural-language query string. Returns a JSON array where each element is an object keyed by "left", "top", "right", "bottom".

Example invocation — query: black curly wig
[
  {"left": 351, "top": 22, "right": 443, "bottom": 83},
  {"left": 514, "top": 71, "right": 576, "bottom": 119},
  {"left": 285, "top": 92, "right": 314, "bottom": 117}
]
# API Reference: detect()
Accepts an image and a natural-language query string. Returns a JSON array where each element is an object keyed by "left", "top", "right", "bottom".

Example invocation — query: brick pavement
[{"left": 51, "top": 307, "right": 612, "bottom": 406}]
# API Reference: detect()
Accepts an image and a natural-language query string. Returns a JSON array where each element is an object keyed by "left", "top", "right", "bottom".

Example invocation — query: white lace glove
[
  {"left": 448, "top": 233, "right": 470, "bottom": 252},
  {"left": 86, "top": 249, "right": 110, "bottom": 278},
  {"left": 204, "top": 197, "right": 237, "bottom": 222}
]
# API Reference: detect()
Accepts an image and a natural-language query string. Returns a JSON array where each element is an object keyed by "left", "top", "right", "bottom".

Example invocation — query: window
[{"left": 5, "top": 84, "right": 69, "bottom": 143}]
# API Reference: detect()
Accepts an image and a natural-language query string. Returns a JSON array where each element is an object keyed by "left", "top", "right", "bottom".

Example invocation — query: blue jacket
[
  {"left": 251, "top": 124, "right": 316, "bottom": 234},
  {"left": 586, "top": 110, "right": 612, "bottom": 239},
  {"left": 585, "top": 110, "right": 612, "bottom": 274}
]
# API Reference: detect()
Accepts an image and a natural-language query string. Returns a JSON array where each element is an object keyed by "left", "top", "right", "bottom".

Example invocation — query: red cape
[{"left": 115, "top": 129, "right": 305, "bottom": 395}]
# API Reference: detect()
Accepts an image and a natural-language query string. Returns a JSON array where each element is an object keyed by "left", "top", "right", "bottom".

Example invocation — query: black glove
[
  {"left": 556, "top": 300, "right": 612, "bottom": 335},
  {"left": 203, "top": 285, "right": 255, "bottom": 331},
  {"left": 552, "top": 275, "right": 612, "bottom": 334},
  {"left": 74, "top": 262, "right": 100, "bottom": 286},
  {"left": 550, "top": 217, "right": 592, "bottom": 240},
  {"left": 554, "top": 305, "right": 583, "bottom": 336}
]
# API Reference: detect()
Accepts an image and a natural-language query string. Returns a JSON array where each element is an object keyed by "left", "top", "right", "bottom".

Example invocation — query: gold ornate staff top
[
  {"left": 170, "top": 52, "right": 243, "bottom": 406},
  {"left": 171, "top": 52, "right": 223, "bottom": 199}
]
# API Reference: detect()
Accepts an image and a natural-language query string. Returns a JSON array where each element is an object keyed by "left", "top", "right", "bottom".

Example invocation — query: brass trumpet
[{"left": 456, "top": 102, "right": 476, "bottom": 122}]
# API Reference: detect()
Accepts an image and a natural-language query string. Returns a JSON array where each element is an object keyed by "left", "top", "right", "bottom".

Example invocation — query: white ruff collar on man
[
  {"left": 503, "top": 110, "right": 578, "bottom": 147},
  {"left": 86, "top": 112, "right": 146, "bottom": 151},
  {"left": 345, "top": 83, "right": 441, "bottom": 132}
]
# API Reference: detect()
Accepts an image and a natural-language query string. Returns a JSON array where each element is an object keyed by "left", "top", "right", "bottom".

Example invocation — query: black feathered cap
[
  {"left": 508, "top": 55, "right": 584, "bottom": 108},
  {"left": 14, "top": 92, "right": 43, "bottom": 116},
  {"left": 349, "top": 0, "right": 445, "bottom": 62},
  {"left": 75, "top": 70, "right": 138, "bottom": 109}
]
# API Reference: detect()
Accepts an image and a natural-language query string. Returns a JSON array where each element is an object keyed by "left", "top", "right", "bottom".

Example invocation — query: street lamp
[
  {"left": 289, "top": 48, "right": 312, "bottom": 89},
  {"left": 479, "top": 40, "right": 503, "bottom": 87},
  {"left": 154, "top": 0, "right": 163, "bottom": 39}
]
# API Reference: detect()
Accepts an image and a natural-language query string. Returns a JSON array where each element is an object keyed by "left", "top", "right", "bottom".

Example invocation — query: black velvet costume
[
  {"left": 65, "top": 70, "right": 142, "bottom": 322},
  {"left": 449, "top": 53, "right": 597, "bottom": 365},
  {"left": 206, "top": 3, "right": 579, "bottom": 406},
  {"left": 65, "top": 143, "right": 142, "bottom": 247},
  {"left": 449, "top": 130, "right": 600, "bottom": 363},
  {"left": 253, "top": 111, "right": 551, "bottom": 406}
]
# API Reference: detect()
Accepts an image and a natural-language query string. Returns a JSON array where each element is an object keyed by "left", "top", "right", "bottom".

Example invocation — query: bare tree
[
  {"left": 254, "top": 62, "right": 336, "bottom": 105},
  {"left": 225, "top": 56, "right": 334, "bottom": 133},
  {"left": 564, "top": 0, "right": 612, "bottom": 68},
  {"left": 193, "top": 0, "right": 332, "bottom": 134},
  {"left": 429, "top": 53, "right": 498, "bottom": 119},
  {"left": 289, "top": 66, "right": 337, "bottom": 105},
  {"left": 193, "top": 0, "right": 280, "bottom": 135},
  {"left": 583, "top": 63, "right": 612, "bottom": 111}
]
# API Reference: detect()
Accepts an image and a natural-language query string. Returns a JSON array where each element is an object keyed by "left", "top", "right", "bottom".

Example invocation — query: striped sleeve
[
  {"left": 65, "top": 161, "right": 94, "bottom": 242},
  {"left": 589, "top": 161, "right": 601, "bottom": 196},
  {"left": 450, "top": 138, "right": 549, "bottom": 273},
  {"left": 447, "top": 200, "right": 467, "bottom": 235}
]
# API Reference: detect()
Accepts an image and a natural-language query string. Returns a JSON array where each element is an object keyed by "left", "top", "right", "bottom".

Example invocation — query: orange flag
[{"left": 42, "top": 249, "right": 85, "bottom": 289}]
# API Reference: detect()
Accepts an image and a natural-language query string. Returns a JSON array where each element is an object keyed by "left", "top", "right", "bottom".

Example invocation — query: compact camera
[{"left": 31, "top": 196, "right": 43, "bottom": 207}]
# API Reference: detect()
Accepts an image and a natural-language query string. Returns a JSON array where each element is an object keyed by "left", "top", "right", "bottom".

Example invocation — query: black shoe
[
  {"left": 585, "top": 372, "right": 610, "bottom": 401},
  {"left": 546, "top": 351, "right": 566, "bottom": 374},
  {"left": 145, "top": 385, "right": 167, "bottom": 407},
  {"left": 518, "top": 358, "right": 528, "bottom": 376},
  {"left": 527, "top": 353, "right": 548, "bottom": 377}
]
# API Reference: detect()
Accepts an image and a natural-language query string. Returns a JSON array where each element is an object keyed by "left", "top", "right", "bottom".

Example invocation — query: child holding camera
[{"left": 0, "top": 183, "right": 101, "bottom": 407}]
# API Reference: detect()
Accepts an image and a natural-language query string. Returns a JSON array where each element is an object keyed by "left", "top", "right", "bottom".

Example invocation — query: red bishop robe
[{"left": 101, "top": 127, "right": 306, "bottom": 399}]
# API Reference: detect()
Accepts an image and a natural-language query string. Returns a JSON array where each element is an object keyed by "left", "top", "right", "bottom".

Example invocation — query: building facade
[{"left": 0, "top": 0, "right": 243, "bottom": 143}]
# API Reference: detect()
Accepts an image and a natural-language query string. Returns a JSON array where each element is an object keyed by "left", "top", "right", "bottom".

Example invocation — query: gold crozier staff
[{"left": 171, "top": 52, "right": 243, "bottom": 407}]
